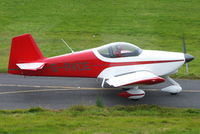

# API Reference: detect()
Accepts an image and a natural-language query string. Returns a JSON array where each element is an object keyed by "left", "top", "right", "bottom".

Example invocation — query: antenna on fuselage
[{"left": 61, "top": 39, "right": 74, "bottom": 53}]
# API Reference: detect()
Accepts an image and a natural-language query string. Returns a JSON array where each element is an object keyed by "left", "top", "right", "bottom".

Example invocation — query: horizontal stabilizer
[
  {"left": 106, "top": 71, "right": 165, "bottom": 87},
  {"left": 16, "top": 62, "right": 45, "bottom": 71}
]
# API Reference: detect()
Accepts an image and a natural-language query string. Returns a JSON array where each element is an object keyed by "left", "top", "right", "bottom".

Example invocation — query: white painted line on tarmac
[
  {"left": 0, "top": 84, "right": 112, "bottom": 90},
  {"left": 0, "top": 84, "right": 199, "bottom": 95}
]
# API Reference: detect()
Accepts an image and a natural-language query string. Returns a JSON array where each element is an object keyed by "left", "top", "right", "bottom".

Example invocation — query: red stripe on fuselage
[{"left": 109, "top": 60, "right": 184, "bottom": 67}]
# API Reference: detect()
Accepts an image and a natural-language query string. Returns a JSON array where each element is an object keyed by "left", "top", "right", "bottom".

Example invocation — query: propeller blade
[
  {"left": 182, "top": 34, "right": 187, "bottom": 54},
  {"left": 181, "top": 34, "right": 194, "bottom": 73},
  {"left": 182, "top": 34, "right": 189, "bottom": 73}
]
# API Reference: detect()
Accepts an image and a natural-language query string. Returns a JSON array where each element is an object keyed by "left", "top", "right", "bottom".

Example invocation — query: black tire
[
  {"left": 132, "top": 99, "right": 139, "bottom": 101},
  {"left": 122, "top": 88, "right": 130, "bottom": 91},
  {"left": 170, "top": 93, "right": 178, "bottom": 95}
]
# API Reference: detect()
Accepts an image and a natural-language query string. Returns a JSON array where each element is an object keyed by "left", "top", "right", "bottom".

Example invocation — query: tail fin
[{"left": 8, "top": 34, "right": 44, "bottom": 74}]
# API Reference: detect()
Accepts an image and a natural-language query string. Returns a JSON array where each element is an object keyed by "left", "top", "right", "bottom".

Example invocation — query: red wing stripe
[{"left": 121, "top": 77, "right": 165, "bottom": 86}]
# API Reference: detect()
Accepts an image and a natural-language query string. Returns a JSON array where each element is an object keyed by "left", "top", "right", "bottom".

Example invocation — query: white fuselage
[{"left": 93, "top": 49, "right": 185, "bottom": 79}]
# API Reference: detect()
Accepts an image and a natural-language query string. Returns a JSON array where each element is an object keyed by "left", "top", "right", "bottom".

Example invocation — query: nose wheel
[{"left": 161, "top": 76, "right": 182, "bottom": 95}]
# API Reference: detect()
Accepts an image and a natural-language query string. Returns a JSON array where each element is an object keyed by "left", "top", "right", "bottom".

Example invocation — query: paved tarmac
[{"left": 0, "top": 73, "right": 200, "bottom": 109}]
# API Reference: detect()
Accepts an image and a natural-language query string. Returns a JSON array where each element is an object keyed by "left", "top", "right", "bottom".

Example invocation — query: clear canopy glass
[{"left": 97, "top": 42, "right": 142, "bottom": 58}]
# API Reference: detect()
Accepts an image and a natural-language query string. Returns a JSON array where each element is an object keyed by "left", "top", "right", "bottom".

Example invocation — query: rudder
[{"left": 8, "top": 34, "right": 44, "bottom": 74}]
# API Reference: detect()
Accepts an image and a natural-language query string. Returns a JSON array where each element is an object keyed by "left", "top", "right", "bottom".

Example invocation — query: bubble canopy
[{"left": 97, "top": 42, "right": 142, "bottom": 58}]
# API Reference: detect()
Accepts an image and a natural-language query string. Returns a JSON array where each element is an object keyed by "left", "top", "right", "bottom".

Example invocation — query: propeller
[
  {"left": 181, "top": 34, "right": 194, "bottom": 73},
  {"left": 182, "top": 34, "right": 187, "bottom": 54}
]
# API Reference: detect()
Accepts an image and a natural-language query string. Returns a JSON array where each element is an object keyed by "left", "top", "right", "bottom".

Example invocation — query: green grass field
[
  {"left": 0, "top": 0, "right": 200, "bottom": 78},
  {"left": 0, "top": 105, "right": 200, "bottom": 134}
]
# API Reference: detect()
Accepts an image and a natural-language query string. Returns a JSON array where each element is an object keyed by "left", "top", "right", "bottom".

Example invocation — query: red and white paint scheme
[{"left": 8, "top": 34, "right": 194, "bottom": 99}]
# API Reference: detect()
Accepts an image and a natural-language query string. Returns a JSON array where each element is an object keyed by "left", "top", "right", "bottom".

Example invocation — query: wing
[
  {"left": 16, "top": 62, "right": 45, "bottom": 71},
  {"left": 106, "top": 71, "right": 165, "bottom": 87}
]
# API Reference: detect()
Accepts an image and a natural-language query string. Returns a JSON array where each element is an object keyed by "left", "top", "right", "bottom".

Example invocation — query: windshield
[{"left": 97, "top": 42, "right": 142, "bottom": 58}]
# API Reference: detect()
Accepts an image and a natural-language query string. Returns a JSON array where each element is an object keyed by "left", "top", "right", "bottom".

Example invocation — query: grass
[
  {"left": 0, "top": 105, "right": 200, "bottom": 134},
  {"left": 96, "top": 96, "right": 105, "bottom": 108},
  {"left": 0, "top": 0, "right": 200, "bottom": 78}
]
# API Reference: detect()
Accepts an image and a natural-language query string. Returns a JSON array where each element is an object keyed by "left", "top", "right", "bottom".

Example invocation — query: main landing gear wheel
[
  {"left": 170, "top": 93, "right": 178, "bottom": 95},
  {"left": 122, "top": 88, "right": 130, "bottom": 91},
  {"left": 118, "top": 87, "right": 145, "bottom": 100}
]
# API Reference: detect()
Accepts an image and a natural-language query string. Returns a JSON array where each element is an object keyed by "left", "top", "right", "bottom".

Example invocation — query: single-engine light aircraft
[{"left": 8, "top": 34, "right": 194, "bottom": 99}]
